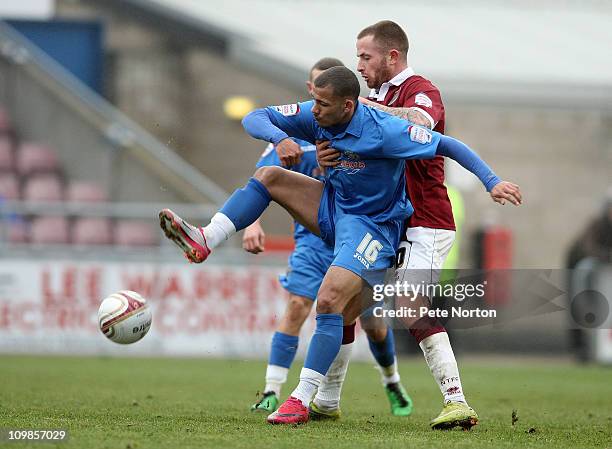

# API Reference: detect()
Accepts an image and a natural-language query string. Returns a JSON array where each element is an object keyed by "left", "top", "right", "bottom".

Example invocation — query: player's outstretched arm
[{"left": 436, "top": 135, "right": 522, "bottom": 206}]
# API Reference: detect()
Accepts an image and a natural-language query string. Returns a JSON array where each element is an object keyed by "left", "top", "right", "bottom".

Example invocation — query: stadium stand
[{"left": 0, "top": 21, "right": 227, "bottom": 252}]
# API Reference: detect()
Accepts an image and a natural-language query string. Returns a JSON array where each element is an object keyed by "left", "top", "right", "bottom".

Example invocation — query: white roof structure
[{"left": 137, "top": 0, "right": 612, "bottom": 108}]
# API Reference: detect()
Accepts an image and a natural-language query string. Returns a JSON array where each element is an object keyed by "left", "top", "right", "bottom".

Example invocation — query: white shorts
[{"left": 395, "top": 226, "right": 456, "bottom": 286}]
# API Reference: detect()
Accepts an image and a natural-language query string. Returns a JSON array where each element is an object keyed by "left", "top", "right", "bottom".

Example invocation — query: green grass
[{"left": 0, "top": 355, "right": 610, "bottom": 449}]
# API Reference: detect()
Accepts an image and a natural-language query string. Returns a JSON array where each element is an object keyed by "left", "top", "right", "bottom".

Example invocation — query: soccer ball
[{"left": 98, "top": 290, "right": 152, "bottom": 344}]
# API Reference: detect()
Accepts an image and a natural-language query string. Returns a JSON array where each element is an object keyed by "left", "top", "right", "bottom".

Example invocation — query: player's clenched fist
[
  {"left": 276, "top": 138, "right": 303, "bottom": 167},
  {"left": 490, "top": 181, "right": 522, "bottom": 206},
  {"left": 316, "top": 140, "right": 340, "bottom": 168},
  {"left": 242, "top": 220, "right": 266, "bottom": 254}
]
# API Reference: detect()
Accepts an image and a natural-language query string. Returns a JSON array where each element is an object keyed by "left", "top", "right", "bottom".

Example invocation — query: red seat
[
  {"left": 23, "top": 174, "right": 63, "bottom": 202},
  {"left": 115, "top": 220, "right": 158, "bottom": 246},
  {"left": 30, "top": 216, "right": 69, "bottom": 244},
  {"left": 72, "top": 217, "right": 113, "bottom": 245},
  {"left": 16, "top": 143, "right": 60, "bottom": 176},
  {"left": 0, "top": 173, "right": 19, "bottom": 200},
  {"left": 66, "top": 181, "right": 108, "bottom": 202},
  {"left": 0, "top": 137, "right": 14, "bottom": 171}
]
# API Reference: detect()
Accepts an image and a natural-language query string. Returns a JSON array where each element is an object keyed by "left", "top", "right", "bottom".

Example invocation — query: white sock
[
  {"left": 379, "top": 357, "right": 400, "bottom": 386},
  {"left": 291, "top": 367, "right": 324, "bottom": 407},
  {"left": 313, "top": 343, "right": 353, "bottom": 411},
  {"left": 202, "top": 212, "right": 236, "bottom": 249},
  {"left": 264, "top": 364, "right": 288, "bottom": 397},
  {"left": 419, "top": 332, "right": 467, "bottom": 404}
]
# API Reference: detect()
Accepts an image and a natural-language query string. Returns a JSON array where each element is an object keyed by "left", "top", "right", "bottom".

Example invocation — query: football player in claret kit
[
  {"left": 246, "top": 57, "right": 412, "bottom": 418},
  {"left": 316, "top": 20, "right": 487, "bottom": 430},
  {"left": 158, "top": 66, "right": 521, "bottom": 425}
]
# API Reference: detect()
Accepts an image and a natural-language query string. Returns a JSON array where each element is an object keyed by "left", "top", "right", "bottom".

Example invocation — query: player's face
[
  {"left": 356, "top": 35, "right": 393, "bottom": 89},
  {"left": 311, "top": 85, "right": 351, "bottom": 127}
]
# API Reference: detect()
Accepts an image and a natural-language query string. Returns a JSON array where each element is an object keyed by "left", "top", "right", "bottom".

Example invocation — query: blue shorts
[
  {"left": 318, "top": 186, "right": 402, "bottom": 286},
  {"left": 279, "top": 234, "right": 334, "bottom": 301}
]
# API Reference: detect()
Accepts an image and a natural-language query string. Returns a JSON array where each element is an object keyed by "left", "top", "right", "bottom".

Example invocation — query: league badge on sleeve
[
  {"left": 408, "top": 125, "right": 433, "bottom": 144},
  {"left": 415, "top": 93, "right": 433, "bottom": 108},
  {"left": 272, "top": 103, "right": 300, "bottom": 116}
]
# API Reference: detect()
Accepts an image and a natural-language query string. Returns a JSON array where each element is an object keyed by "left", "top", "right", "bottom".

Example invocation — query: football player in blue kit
[
  {"left": 247, "top": 58, "right": 412, "bottom": 418},
  {"left": 159, "top": 66, "right": 522, "bottom": 425}
]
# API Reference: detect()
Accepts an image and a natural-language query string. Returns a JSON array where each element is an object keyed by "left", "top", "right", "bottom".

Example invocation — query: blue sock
[
  {"left": 219, "top": 177, "right": 271, "bottom": 231},
  {"left": 304, "top": 314, "right": 343, "bottom": 375},
  {"left": 368, "top": 327, "right": 396, "bottom": 368},
  {"left": 268, "top": 332, "right": 299, "bottom": 368}
]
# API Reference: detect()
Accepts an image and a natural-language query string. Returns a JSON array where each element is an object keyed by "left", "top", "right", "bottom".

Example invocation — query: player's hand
[
  {"left": 490, "top": 181, "right": 522, "bottom": 206},
  {"left": 316, "top": 140, "right": 341, "bottom": 168},
  {"left": 242, "top": 221, "right": 265, "bottom": 254},
  {"left": 276, "top": 138, "right": 303, "bottom": 167}
]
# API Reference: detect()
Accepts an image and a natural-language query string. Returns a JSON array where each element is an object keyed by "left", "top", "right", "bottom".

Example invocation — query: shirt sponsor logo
[
  {"left": 408, "top": 125, "right": 432, "bottom": 145},
  {"left": 415, "top": 93, "right": 433, "bottom": 108},
  {"left": 272, "top": 103, "right": 300, "bottom": 116},
  {"left": 335, "top": 150, "right": 366, "bottom": 174}
]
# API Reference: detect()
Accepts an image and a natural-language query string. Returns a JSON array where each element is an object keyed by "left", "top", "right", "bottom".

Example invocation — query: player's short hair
[
  {"left": 310, "top": 57, "right": 345, "bottom": 77},
  {"left": 357, "top": 20, "right": 409, "bottom": 56},
  {"left": 313, "top": 66, "right": 360, "bottom": 102}
]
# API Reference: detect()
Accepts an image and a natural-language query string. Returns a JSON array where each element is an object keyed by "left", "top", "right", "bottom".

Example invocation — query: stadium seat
[
  {"left": 23, "top": 174, "right": 63, "bottom": 202},
  {"left": 0, "top": 137, "right": 14, "bottom": 171},
  {"left": 72, "top": 217, "right": 113, "bottom": 245},
  {"left": 30, "top": 216, "right": 69, "bottom": 244},
  {"left": 115, "top": 220, "right": 158, "bottom": 246},
  {"left": 16, "top": 143, "right": 60, "bottom": 176},
  {"left": 66, "top": 181, "right": 108, "bottom": 202},
  {"left": 0, "top": 172, "right": 19, "bottom": 201}
]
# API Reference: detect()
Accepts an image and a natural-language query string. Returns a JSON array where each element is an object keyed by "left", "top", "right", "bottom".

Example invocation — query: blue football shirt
[{"left": 255, "top": 101, "right": 441, "bottom": 224}]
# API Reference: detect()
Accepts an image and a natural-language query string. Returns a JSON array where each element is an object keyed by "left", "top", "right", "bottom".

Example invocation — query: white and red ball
[{"left": 98, "top": 290, "right": 152, "bottom": 344}]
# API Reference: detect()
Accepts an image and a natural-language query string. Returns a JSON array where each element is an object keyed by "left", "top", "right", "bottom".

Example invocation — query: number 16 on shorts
[{"left": 354, "top": 233, "right": 383, "bottom": 269}]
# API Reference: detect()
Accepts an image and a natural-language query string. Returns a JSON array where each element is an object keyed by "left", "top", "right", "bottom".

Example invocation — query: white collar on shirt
[{"left": 368, "top": 67, "right": 415, "bottom": 101}]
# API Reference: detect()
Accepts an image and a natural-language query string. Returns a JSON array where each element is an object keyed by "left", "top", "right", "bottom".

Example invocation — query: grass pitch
[{"left": 0, "top": 355, "right": 610, "bottom": 449}]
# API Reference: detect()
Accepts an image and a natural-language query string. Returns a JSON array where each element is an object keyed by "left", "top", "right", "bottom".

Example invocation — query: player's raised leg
[
  {"left": 267, "top": 266, "right": 363, "bottom": 425},
  {"left": 251, "top": 294, "right": 313, "bottom": 413},
  {"left": 159, "top": 166, "right": 323, "bottom": 261}
]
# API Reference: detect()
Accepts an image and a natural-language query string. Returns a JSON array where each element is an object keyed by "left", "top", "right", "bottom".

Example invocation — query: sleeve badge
[
  {"left": 272, "top": 103, "right": 300, "bottom": 116},
  {"left": 408, "top": 125, "right": 433, "bottom": 144},
  {"left": 414, "top": 93, "right": 433, "bottom": 108}
]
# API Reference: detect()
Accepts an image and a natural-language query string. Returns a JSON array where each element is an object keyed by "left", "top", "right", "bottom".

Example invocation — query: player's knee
[
  {"left": 285, "top": 295, "right": 313, "bottom": 327},
  {"left": 254, "top": 165, "right": 284, "bottom": 188},
  {"left": 363, "top": 326, "right": 387, "bottom": 343},
  {"left": 316, "top": 285, "right": 344, "bottom": 314}
]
